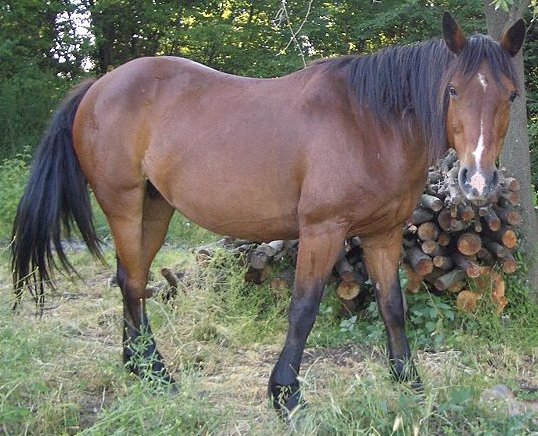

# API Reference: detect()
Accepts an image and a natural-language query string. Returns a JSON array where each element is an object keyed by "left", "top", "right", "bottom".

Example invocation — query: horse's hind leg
[{"left": 104, "top": 182, "right": 175, "bottom": 381}]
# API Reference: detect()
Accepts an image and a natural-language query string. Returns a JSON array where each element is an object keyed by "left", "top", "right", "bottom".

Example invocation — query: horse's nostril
[
  {"left": 492, "top": 170, "right": 500, "bottom": 188},
  {"left": 458, "top": 167, "right": 470, "bottom": 193}
]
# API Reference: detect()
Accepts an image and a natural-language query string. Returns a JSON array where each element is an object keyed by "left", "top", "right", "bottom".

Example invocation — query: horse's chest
[{"left": 343, "top": 173, "right": 425, "bottom": 237}]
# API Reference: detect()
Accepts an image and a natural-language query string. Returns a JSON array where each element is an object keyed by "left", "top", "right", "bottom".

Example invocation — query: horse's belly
[{"left": 149, "top": 160, "right": 301, "bottom": 241}]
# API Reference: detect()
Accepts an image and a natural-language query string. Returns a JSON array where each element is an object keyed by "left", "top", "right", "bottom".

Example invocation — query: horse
[{"left": 11, "top": 13, "right": 525, "bottom": 412}]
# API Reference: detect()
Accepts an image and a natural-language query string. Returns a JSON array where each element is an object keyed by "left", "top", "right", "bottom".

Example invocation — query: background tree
[{"left": 484, "top": 0, "right": 538, "bottom": 298}]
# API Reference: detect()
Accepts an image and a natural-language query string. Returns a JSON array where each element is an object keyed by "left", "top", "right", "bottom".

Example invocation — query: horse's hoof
[
  {"left": 410, "top": 380, "right": 424, "bottom": 394},
  {"left": 269, "top": 382, "right": 303, "bottom": 416}
]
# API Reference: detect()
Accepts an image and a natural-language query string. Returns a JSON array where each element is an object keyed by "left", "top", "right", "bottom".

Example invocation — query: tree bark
[{"left": 483, "top": 0, "right": 538, "bottom": 300}]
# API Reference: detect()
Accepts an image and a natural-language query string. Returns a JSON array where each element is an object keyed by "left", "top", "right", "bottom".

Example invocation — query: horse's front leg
[
  {"left": 362, "top": 228, "right": 421, "bottom": 386},
  {"left": 269, "top": 222, "right": 346, "bottom": 412}
]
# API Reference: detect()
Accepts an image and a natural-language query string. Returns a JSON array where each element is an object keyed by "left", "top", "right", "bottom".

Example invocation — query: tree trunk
[{"left": 483, "top": 0, "right": 538, "bottom": 300}]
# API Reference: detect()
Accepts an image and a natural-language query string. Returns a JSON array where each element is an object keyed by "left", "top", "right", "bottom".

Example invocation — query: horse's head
[{"left": 442, "top": 13, "right": 525, "bottom": 206}]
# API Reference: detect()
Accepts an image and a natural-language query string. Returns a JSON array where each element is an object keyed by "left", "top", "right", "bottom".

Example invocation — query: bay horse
[{"left": 11, "top": 13, "right": 525, "bottom": 412}]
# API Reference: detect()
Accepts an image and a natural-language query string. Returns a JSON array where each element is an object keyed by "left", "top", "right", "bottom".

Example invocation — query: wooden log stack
[{"left": 400, "top": 150, "right": 520, "bottom": 312}]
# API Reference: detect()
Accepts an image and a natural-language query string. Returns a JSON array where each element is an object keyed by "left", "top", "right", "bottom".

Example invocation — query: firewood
[
  {"left": 159, "top": 267, "right": 182, "bottom": 302},
  {"left": 477, "top": 247, "right": 494, "bottom": 263},
  {"left": 484, "top": 242, "right": 517, "bottom": 273},
  {"left": 492, "top": 205, "right": 522, "bottom": 226},
  {"left": 438, "top": 232, "right": 451, "bottom": 247},
  {"left": 428, "top": 170, "right": 443, "bottom": 185},
  {"left": 499, "top": 190, "right": 520, "bottom": 206},
  {"left": 478, "top": 206, "right": 490, "bottom": 217},
  {"left": 445, "top": 165, "right": 459, "bottom": 181},
  {"left": 475, "top": 267, "right": 507, "bottom": 312},
  {"left": 483, "top": 226, "right": 518, "bottom": 250},
  {"left": 277, "top": 239, "right": 299, "bottom": 262},
  {"left": 336, "top": 281, "right": 361, "bottom": 300},
  {"left": 434, "top": 269, "right": 466, "bottom": 291},
  {"left": 160, "top": 267, "right": 178, "bottom": 289},
  {"left": 433, "top": 255, "right": 454, "bottom": 270},
  {"left": 456, "top": 290, "right": 481, "bottom": 312},
  {"left": 269, "top": 277, "right": 291, "bottom": 292},
  {"left": 482, "top": 207, "right": 501, "bottom": 231},
  {"left": 501, "top": 177, "right": 521, "bottom": 192},
  {"left": 437, "top": 209, "right": 452, "bottom": 232},
  {"left": 421, "top": 240, "right": 443, "bottom": 256},
  {"left": 409, "top": 208, "right": 435, "bottom": 225},
  {"left": 501, "top": 253, "right": 518, "bottom": 274},
  {"left": 438, "top": 209, "right": 465, "bottom": 232},
  {"left": 445, "top": 181, "right": 465, "bottom": 207},
  {"left": 334, "top": 250, "right": 355, "bottom": 283},
  {"left": 334, "top": 250, "right": 365, "bottom": 300},
  {"left": 195, "top": 247, "right": 214, "bottom": 265},
  {"left": 447, "top": 281, "right": 465, "bottom": 294},
  {"left": 248, "top": 240, "right": 284, "bottom": 270},
  {"left": 485, "top": 241, "right": 510, "bottom": 259},
  {"left": 440, "top": 150, "right": 458, "bottom": 174},
  {"left": 402, "top": 233, "right": 416, "bottom": 248},
  {"left": 458, "top": 203, "right": 475, "bottom": 222},
  {"left": 402, "top": 263, "right": 424, "bottom": 294},
  {"left": 405, "top": 247, "right": 433, "bottom": 275},
  {"left": 456, "top": 232, "right": 482, "bottom": 256},
  {"left": 452, "top": 253, "right": 481, "bottom": 278},
  {"left": 244, "top": 264, "right": 271, "bottom": 283},
  {"left": 472, "top": 218, "right": 483, "bottom": 233},
  {"left": 417, "top": 222, "right": 440, "bottom": 241},
  {"left": 421, "top": 194, "right": 443, "bottom": 212},
  {"left": 269, "top": 268, "right": 294, "bottom": 299}
]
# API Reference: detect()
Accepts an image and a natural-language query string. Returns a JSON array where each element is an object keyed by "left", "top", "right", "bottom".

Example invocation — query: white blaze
[
  {"left": 466, "top": 74, "right": 488, "bottom": 196},
  {"left": 478, "top": 72, "right": 488, "bottom": 90},
  {"left": 472, "top": 117, "right": 485, "bottom": 169},
  {"left": 470, "top": 116, "right": 486, "bottom": 194}
]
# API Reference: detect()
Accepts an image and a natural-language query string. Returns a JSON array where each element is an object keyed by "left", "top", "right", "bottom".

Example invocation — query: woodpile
[
  {"left": 400, "top": 150, "right": 520, "bottom": 312},
  {"left": 160, "top": 151, "right": 520, "bottom": 314}
]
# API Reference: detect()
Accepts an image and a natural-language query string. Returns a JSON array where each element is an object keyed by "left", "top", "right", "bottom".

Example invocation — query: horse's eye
[
  {"left": 448, "top": 85, "right": 458, "bottom": 97},
  {"left": 509, "top": 91, "right": 518, "bottom": 102}
]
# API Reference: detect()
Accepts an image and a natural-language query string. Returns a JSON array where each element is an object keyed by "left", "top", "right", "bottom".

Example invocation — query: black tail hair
[{"left": 11, "top": 79, "right": 104, "bottom": 309}]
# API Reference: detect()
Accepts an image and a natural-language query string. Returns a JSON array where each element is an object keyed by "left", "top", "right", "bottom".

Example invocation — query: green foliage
[
  {"left": 0, "top": 71, "right": 71, "bottom": 159},
  {"left": 0, "top": 153, "right": 29, "bottom": 240},
  {"left": 406, "top": 292, "right": 457, "bottom": 349}
]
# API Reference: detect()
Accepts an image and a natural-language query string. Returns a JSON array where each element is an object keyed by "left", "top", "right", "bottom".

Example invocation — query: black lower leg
[
  {"left": 375, "top": 279, "right": 420, "bottom": 386},
  {"left": 117, "top": 261, "right": 174, "bottom": 384},
  {"left": 269, "top": 290, "right": 322, "bottom": 412}
]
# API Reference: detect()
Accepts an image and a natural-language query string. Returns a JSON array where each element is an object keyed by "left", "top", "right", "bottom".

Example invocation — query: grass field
[{"left": 1, "top": 215, "right": 538, "bottom": 434}]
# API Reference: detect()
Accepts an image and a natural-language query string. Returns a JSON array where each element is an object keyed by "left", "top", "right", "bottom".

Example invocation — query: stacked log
[{"left": 400, "top": 150, "right": 521, "bottom": 312}]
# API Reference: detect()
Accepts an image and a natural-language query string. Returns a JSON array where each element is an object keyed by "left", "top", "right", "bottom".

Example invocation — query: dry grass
[{"left": 1, "top": 244, "right": 538, "bottom": 435}]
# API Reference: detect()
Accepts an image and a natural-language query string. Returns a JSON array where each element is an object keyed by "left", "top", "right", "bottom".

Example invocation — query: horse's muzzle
[{"left": 458, "top": 166, "right": 500, "bottom": 206}]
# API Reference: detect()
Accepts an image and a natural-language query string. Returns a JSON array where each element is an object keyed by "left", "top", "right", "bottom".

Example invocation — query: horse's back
[{"left": 73, "top": 57, "right": 311, "bottom": 240}]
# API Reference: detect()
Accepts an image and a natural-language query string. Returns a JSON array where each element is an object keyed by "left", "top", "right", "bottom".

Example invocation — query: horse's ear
[
  {"left": 500, "top": 19, "right": 526, "bottom": 57},
  {"left": 442, "top": 12, "right": 467, "bottom": 55}
]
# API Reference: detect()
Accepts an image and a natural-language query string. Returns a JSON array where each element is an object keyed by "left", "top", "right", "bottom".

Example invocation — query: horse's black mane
[{"left": 315, "top": 34, "right": 517, "bottom": 165}]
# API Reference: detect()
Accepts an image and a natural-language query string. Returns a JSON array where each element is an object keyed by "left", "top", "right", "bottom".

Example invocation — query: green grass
[{"left": 1, "top": 243, "right": 538, "bottom": 434}]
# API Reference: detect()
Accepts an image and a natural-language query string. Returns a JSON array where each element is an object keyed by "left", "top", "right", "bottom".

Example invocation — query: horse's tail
[{"left": 11, "top": 79, "right": 104, "bottom": 308}]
